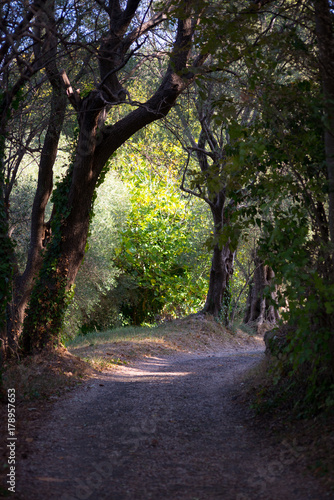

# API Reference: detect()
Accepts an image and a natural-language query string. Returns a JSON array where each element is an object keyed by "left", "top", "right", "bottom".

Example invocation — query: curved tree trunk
[
  {"left": 20, "top": 6, "right": 207, "bottom": 354},
  {"left": 6, "top": 77, "right": 67, "bottom": 354}
]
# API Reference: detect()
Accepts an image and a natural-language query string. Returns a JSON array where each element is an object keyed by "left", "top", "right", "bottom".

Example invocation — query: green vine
[
  {"left": 21, "top": 138, "right": 78, "bottom": 353},
  {"left": 21, "top": 133, "right": 113, "bottom": 353},
  {"left": 220, "top": 281, "right": 231, "bottom": 326}
]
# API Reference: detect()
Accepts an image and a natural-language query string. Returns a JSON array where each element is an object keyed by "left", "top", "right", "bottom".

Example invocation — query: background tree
[
  {"left": 162, "top": 0, "right": 304, "bottom": 323},
  {"left": 176, "top": 80, "right": 238, "bottom": 321},
  {"left": 243, "top": 252, "right": 279, "bottom": 327}
]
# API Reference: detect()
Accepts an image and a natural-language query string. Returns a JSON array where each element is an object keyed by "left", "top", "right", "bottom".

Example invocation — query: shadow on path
[{"left": 15, "top": 349, "right": 330, "bottom": 499}]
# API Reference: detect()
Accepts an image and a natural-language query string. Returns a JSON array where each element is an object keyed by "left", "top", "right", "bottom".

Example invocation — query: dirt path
[{"left": 14, "top": 347, "right": 330, "bottom": 500}]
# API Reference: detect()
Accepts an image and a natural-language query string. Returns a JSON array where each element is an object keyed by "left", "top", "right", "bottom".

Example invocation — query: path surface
[{"left": 16, "top": 348, "right": 330, "bottom": 499}]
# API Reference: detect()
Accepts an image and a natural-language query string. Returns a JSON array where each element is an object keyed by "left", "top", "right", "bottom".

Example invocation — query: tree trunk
[
  {"left": 179, "top": 102, "right": 237, "bottom": 322},
  {"left": 244, "top": 256, "right": 279, "bottom": 327},
  {"left": 7, "top": 85, "right": 67, "bottom": 352},
  {"left": 313, "top": 0, "right": 334, "bottom": 371},
  {"left": 202, "top": 242, "right": 234, "bottom": 320},
  {"left": 0, "top": 0, "right": 52, "bottom": 359},
  {"left": 0, "top": 186, "right": 15, "bottom": 360},
  {"left": 4, "top": 6, "right": 68, "bottom": 356},
  {"left": 202, "top": 199, "right": 235, "bottom": 322}
]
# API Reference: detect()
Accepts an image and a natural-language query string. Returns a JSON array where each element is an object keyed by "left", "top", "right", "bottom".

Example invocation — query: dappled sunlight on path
[{"left": 16, "top": 348, "right": 330, "bottom": 500}]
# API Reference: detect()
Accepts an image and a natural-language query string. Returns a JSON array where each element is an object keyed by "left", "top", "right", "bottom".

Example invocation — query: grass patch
[
  {"left": 237, "top": 322, "right": 258, "bottom": 336},
  {"left": 66, "top": 316, "right": 263, "bottom": 369},
  {"left": 81, "top": 355, "right": 129, "bottom": 371},
  {"left": 67, "top": 324, "right": 160, "bottom": 349}
]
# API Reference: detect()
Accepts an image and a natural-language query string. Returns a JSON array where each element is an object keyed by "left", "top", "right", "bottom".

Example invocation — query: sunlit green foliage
[
  {"left": 63, "top": 136, "right": 211, "bottom": 336},
  {"left": 111, "top": 168, "right": 210, "bottom": 324}
]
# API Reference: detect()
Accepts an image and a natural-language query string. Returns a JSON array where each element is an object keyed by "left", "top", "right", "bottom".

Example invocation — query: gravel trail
[{"left": 15, "top": 348, "right": 330, "bottom": 499}]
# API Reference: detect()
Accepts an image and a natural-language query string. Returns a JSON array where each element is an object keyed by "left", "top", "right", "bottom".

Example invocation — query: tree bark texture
[
  {"left": 202, "top": 242, "right": 235, "bottom": 319},
  {"left": 202, "top": 202, "right": 235, "bottom": 320},
  {"left": 244, "top": 256, "right": 279, "bottom": 326}
]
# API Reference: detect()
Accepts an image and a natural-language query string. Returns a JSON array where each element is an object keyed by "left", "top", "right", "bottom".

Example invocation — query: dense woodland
[{"left": 1, "top": 0, "right": 334, "bottom": 409}]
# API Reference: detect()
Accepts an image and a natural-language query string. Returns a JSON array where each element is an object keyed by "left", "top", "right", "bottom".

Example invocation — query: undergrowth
[
  {"left": 1, "top": 348, "right": 94, "bottom": 402},
  {"left": 242, "top": 353, "right": 334, "bottom": 492},
  {"left": 247, "top": 355, "right": 334, "bottom": 419}
]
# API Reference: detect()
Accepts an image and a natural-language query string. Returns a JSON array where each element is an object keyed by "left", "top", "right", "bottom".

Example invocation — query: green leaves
[{"left": 112, "top": 170, "right": 210, "bottom": 324}]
